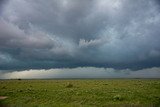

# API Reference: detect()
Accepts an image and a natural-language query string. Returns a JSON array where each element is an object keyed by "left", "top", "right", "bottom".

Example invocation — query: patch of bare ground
[{"left": 0, "top": 96, "right": 8, "bottom": 100}]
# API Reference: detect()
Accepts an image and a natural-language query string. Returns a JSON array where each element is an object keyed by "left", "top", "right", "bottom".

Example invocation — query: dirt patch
[{"left": 0, "top": 96, "right": 8, "bottom": 100}]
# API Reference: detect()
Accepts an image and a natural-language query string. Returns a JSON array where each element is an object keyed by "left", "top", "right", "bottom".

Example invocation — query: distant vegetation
[{"left": 0, "top": 79, "right": 160, "bottom": 107}]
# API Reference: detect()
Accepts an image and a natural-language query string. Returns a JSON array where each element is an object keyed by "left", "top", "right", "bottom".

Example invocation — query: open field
[{"left": 0, "top": 79, "right": 160, "bottom": 107}]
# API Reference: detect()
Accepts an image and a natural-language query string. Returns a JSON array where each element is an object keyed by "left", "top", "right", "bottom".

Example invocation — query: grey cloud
[
  {"left": 0, "top": 0, "right": 7, "bottom": 14},
  {"left": 0, "top": 67, "right": 160, "bottom": 79},
  {"left": 0, "top": 18, "right": 74, "bottom": 63},
  {"left": 0, "top": 0, "right": 160, "bottom": 71},
  {"left": 79, "top": 38, "right": 108, "bottom": 48}
]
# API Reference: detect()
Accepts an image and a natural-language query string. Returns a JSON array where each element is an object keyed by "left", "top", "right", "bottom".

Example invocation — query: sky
[{"left": 0, "top": 0, "right": 160, "bottom": 79}]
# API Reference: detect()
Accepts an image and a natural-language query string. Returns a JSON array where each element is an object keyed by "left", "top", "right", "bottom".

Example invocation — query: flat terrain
[{"left": 0, "top": 79, "right": 160, "bottom": 107}]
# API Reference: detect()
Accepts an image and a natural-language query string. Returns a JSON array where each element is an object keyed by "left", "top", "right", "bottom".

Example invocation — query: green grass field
[{"left": 0, "top": 79, "right": 160, "bottom": 107}]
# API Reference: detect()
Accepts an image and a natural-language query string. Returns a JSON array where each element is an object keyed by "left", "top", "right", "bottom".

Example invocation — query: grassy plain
[{"left": 0, "top": 79, "right": 160, "bottom": 107}]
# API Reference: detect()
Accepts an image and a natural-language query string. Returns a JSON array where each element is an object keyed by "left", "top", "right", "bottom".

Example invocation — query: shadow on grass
[{"left": 0, "top": 100, "right": 8, "bottom": 107}]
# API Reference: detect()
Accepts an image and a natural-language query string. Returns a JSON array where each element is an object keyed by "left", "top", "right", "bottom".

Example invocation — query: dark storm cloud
[
  {"left": 0, "top": 0, "right": 160, "bottom": 71},
  {"left": 0, "top": 0, "right": 7, "bottom": 14}
]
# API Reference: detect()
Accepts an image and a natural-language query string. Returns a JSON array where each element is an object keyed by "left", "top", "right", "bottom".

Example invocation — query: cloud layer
[
  {"left": 0, "top": 0, "right": 160, "bottom": 71},
  {"left": 1, "top": 67, "right": 160, "bottom": 79}
]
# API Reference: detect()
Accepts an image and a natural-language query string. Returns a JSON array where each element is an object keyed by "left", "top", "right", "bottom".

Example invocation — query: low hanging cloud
[
  {"left": 0, "top": 0, "right": 160, "bottom": 72},
  {"left": 0, "top": 67, "right": 160, "bottom": 79}
]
